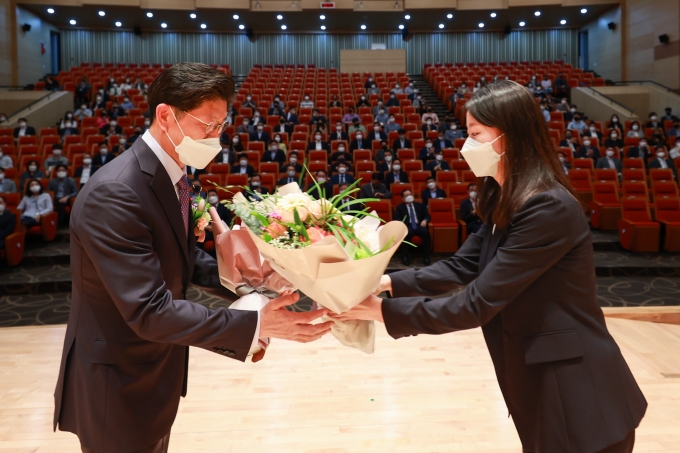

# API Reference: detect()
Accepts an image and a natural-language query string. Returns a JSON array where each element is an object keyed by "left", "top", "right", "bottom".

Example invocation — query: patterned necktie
[
  {"left": 408, "top": 204, "right": 418, "bottom": 230},
  {"left": 176, "top": 175, "right": 190, "bottom": 236}
]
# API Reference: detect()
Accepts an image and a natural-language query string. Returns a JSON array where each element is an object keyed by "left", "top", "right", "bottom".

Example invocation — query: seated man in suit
[
  {"left": 557, "top": 151, "right": 572, "bottom": 175},
  {"left": 48, "top": 164, "right": 79, "bottom": 226},
  {"left": 337, "top": 183, "right": 362, "bottom": 213},
  {"left": 378, "top": 149, "right": 394, "bottom": 176},
  {"left": 0, "top": 168, "right": 17, "bottom": 193},
  {"left": 285, "top": 107, "right": 299, "bottom": 128},
  {"left": 249, "top": 124, "right": 270, "bottom": 146},
  {"left": 349, "top": 132, "right": 371, "bottom": 152},
  {"left": 421, "top": 118, "right": 437, "bottom": 135},
  {"left": 383, "top": 158, "right": 409, "bottom": 189},
  {"left": 93, "top": 142, "right": 116, "bottom": 167},
  {"left": 278, "top": 165, "right": 299, "bottom": 186},
  {"left": 575, "top": 139, "right": 601, "bottom": 162},
  {"left": 309, "top": 109, "right": 328, "bottom": 130},
  {"left": 230, "top": 153, "right": 255, "bottom": 177},
  {"left": 307, "top": 132, "right": 331, "bottom": 152},
  {"left": 460, "top": 183, "right": 483, "bottom": 235},
  {"left": 559, "top": 131, "right": 580, "bottom": 153},
  {"left": 273, "top": 117, "right": 291, "bottom": 135},
  {"left": 331, "top": 145, "right": 352, "bottom": 164},
  {"left": 419, "top": 138, "right": 436, "bottom": 164},
  {"left": 626, "top": 139, "right": 650, "bottom": 161},
  {"left": 392, "top": 129, "right": 412, "bottom": 152},
  {"left": 74, "top": 153, "right": 100, "bottom": 185},
  {"left": 395, "top": 189, "right": 430, "bottom": 266},
  {"left": 245, "top": 173, "right": 271, "bottom": 201},
  {"left": 237, "top": 117, "right": 253, "bottom": 135},
  {"left": 330, "top": 122, "right": 348, "bottom": 142},
  {"left": 384, "top": 114, "right": 401, "bottom": 134},
  {"left": 280, "top": 151, "right": 302, "bottom": 174},
  {"left": 367, "top": 122, "right": 387, "bottom": 142},
  {"left": 214, "top": 139, "right": 237, "bottom": 165},
  {"left": 359, "top": 172, "right": 392, "bottom": 200},
  {"left": 433, "top": 133, "right": 453, "bottom": 151},
  {"left": 420, "top": 176, "right": 446, "bottom": 207},
  {"left": 13, "top": 117, "right": 37, "bottom": 143},
  {"left": 261, "top": 142, "right": 286, "bottom": 164},
  {"left": 0, "top": 195, "right": 16, "bottom": 249},
  {"left": 595, "top": 147, "right": 623, "bottom": 178},
  {"left": 425, "top": 149, "right": 451, "bottom": 175},
  {"left": 330, "top": 161, "right": 355, "bottom": 186},
  {"left": 308, "top": 170, "right": 333, "bottom": 199},
  {"left": 650, "top": 146, "right": 678, "bottom": 179}
]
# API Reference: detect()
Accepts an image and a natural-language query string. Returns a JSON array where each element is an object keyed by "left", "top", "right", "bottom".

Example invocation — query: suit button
[{"left": 503, "top": 331, "right": 511, "bottom": 343}]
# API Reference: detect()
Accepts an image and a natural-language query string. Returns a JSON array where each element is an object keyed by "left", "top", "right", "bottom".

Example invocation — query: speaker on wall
[
  {"left": 504, "top": 25, "right": 511, "bottom": 35},
  {"left": 246, "top": 28, "right": 254, "bottom": 39},
  {"left": 659, "top": 34, "right": 669, "bottom": 44},
  {"left": 607, "top": 22, "right": 616, "bottom": 30},
  {"left": 133, "top": 26, "right": 142, "bottom": 36},
  {"left": 401, "top": 27, "right": 409, "bottom": 41},
  {"left": 21, "top": 23, "right": 31, "bottom": 32}
]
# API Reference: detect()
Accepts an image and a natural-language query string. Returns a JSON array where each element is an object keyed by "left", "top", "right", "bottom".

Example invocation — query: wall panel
[{"left": 61, "top": 29, "right": 578, "bottom": 74}]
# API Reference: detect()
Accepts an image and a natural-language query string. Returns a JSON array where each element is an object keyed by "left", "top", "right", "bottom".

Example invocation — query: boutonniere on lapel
[{"left": 191, "top": 195, "right": 212, "bottom": 243}]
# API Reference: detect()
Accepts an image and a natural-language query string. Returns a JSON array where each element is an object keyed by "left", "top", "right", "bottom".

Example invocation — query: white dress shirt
[
  {"left": 80, "top": 166, "right": 92, "bottom": 184},
  {"left": 142, "top": 131, "right": 262, "bottom": 349}
]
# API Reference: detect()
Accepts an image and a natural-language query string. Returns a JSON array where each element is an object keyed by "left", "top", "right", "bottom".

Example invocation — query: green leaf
[
  {"left": 263, "top": 233, "right": 273, "bottom": 242},
  {"left": 250, "top": 211, "right": 270, "bottom": 227},
  {"left": 294, "top": 208, "right": 310, "bottom": 242}
]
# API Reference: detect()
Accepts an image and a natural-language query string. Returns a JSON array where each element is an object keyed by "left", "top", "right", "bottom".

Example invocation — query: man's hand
[
  {"left": 259, "top": 293, "right": 334, "bottom": 343},
  {"left": 59, "top": 196, "right": 69, "bottom": 204},
  {"left": 420, "top": 220, "right": 427, "bottom": 227},
  {"left": 327, "top": 294, "right": 384, "bottom": 323},
  {"left": 372, "top": 274, "right": 392, "bottom": 296},
  {"left": 375, "top": 192, "right": 384, "bottom": 198}
]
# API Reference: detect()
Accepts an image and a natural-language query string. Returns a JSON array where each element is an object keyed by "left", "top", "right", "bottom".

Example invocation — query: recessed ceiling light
[
  {"left": 534, "top": 11, "right": 541, "bottom": 16},
  {"left": 281, "top": 24, "right": 287, "bottom": 29},
  {"left": 233, "top": 14, "right": 239, "bottom": 20},
  {"left": 360, "top": 24, "right": 366, "bottom": 30},
  {"left": 446, "top": 13, "right": 453, "bottom": 19},
  {"left": 581, "top": 8, "right": 588, "bottom": 14},
  {"left": 98, "top": 10, "right": 105, "bottom": 16},
  {"left": 519, "top": 21, "right": 526, "bottom": 27},
  {"left": 190, "top": 13, "right": 196, "bottom": 19},
  {"left": 320, "top": 25, "right": 326, "bottom": 30},
  {"left": 239, "top": 24, "right": 245, "bottom": 30},
  {"left": 115, "top": 21, "right": 122, "bottom": 27},
  {"left": 560, "top": 19, "right": 567, "bottom": 25},
  {"left": 277, "top": 14, "right": 283, "bottom": 20},
  {"left": 200, "top": 23, "right": 207, "bottom": 29},
  {"left": 398, "top": 24, "right": 404, "bottom": 29},
  {"left": 146, "top": 12, "right": 153, "bottom": 18},
  {"left": 404, "top": 14, "right": 410, "bottom": 20},
  {"left": 161, "top": 22, "right": 167, "bottom": 28},
  {"left": 320, "top": 14, "right": 325, "bottom": 20},
  {"left": 47, "top": 8, "right": 54, "bottom": 13},
  {"left": 490, "top": 12, "right": 496, "bottom": 18},
  {"left": 478, "top": 22, "right": 484, "bottom": 28},
  {"left": 438, "top": 23, "right": 444, "bottom": 29},
  {"left": 69, "top": 19, "right": 76, "bottom": 25}
]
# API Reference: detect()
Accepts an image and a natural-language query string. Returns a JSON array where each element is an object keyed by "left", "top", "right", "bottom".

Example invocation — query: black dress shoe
[
  {"left": 402, "top": 255, "right": 410, "bottom": 266},
  {"left": 423, "top": 256, "right": 431, "bottom": 266}
]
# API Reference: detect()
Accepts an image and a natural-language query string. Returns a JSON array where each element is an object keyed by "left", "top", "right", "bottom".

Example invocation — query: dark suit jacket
[
  {"left": 392, "top": 138, "right": 412, "bottom": 152},
  {"left": 13, "top": 126, "right": 36, "bottom": 138},
  {"left": 349, "top": 138, "right": 371, "bottom": 152},
  {"left": 214, "top": 150, "right": 237, "bottom": 165},
  {"left": 260, "top": 149, "right": 287, "bottom": 163},
  {"left": 74, "top": 165, "right": 100, "bottom": 178},
  {"left": 285, "top": 113, "right": 299, "bottom": 124},
  {"left": 384, "top": 170, "right": 409, "bottom": 188},
  {"left": 367, "top": 131, "right": 387, "bottom": 142},
  {"left": 459, "top": 198, "right": 483, "bottom": 230},
  {"left": 279, "top": 162, "right": 302, "bottom": 173},
  {"left": 329, "top": 131, "right": 348, "bottom": 142},
  {"left": 249, "top": 131, "right": 271, "bottom": 146},
  {"left": 395, "top": 201, "right": 429, "bottom": 225},
  {"left": 330, "top": 173, "right": 355, "bottom": 186},
  {"left": 307, "top": 181, "right": 333, "bottom": 199},
  {"left": 229, "top": 164, "right": 255, "bottom": 177},
  {"left": 420, "top": 187, "right": 446, "bottom": 206},
  {"left": 382, "top": 187, "right": 647, "bottom": 452},
  {"left": 595, "top": 157, "right": 623, "bottom": 173},
  {"left": 306, "top": 141, "right": 331, "bottom": 153},
  {"left": 425, "top": 160, "right": 451, "bottom": 174},
  {"left": 649, "top": 158, "right": 678, "bottom": 178},
  {"left": 54, "top": 140, "right": 257, "bottom": 452},
  {"left": 359, "top": 182, "right": 392, "bottom": 200},
  {"left": 277, "top": 176, "right": 298, "bottom": 186},
  {"left": 93, "top": 153, "right": 116, "bottom": 167},
  {"left": 575, "top": 146, "right": 600, "bottom": 161},
  {"left": 434, "top": 139, "right": 453, "bottom": 150},
  {"left": 0, "top": 209, "right": 16, "bottom": 242},
  {"left": 626, "top": 146, "right": 649, "bottom": 160},
  {"left": 47, "top": 177, "right": 79, "bottom": 199}
]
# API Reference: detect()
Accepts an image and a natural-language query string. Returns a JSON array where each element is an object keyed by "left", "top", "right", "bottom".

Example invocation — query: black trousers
[
  {"left": 522, "top": 430, "right": 634, "bottom": 453},
  {"left": 81, "top": 432, "right": 170, "bottom": 453},
  {"left": 403, "top": 225, "right": 430, "bottom": 257},
  {"left": 55, "top": 200, "right": 70, "bottom": 226}
]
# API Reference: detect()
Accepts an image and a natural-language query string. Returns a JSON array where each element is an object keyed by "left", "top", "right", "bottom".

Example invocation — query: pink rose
[
  {"left": 266, "top": 222, "right": 287, "bottom": 239},
  {"left": 306, "top": 226, "right": 327, "bottom": 244},
  {"left": 196, "top": 217, "right": 208, "bottom": 230}
]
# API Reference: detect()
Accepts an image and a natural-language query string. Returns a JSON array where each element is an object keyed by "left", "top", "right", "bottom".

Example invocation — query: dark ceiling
[{"left": 21, "top": 3, "right": 617, "bottom": 33}]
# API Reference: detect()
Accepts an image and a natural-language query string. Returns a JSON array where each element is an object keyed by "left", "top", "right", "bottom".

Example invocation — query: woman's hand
[
  {"left": 328, "top": 294, "right": 384, "bottom": 323},
  {"left": 373, "top": 274, "right": 392, "bottom": 296}
]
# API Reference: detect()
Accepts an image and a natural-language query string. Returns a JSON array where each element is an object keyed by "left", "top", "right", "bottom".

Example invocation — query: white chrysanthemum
[{"left": 275, "top": 192, "right": 314, "bottom": 222}]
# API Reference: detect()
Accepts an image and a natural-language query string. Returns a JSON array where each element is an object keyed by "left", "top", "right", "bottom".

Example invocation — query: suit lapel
[
  {"left": 479, "top": 223, "right": 507, "bottom": 271},
  {"left": 133, "top": 140, "right": 190, "bottom": 266}
]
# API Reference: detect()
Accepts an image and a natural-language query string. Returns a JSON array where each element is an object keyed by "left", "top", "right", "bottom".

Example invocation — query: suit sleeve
[
  {"left": 75, "top": 180, "right": 257, "bottom": 361},
  {"left": 384, "top": 192, "right": 577, "bottom": 338}
]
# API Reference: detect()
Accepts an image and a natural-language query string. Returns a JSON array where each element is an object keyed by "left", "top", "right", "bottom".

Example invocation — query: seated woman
[
  {"left": 604, "top": 129, "right": 625, "bottom": 149},
  {"left": 627, "top": 121, "right": 643, "bottom": 138},
  {"left": 20, "top": 160, "right": 45, "bottom": 190},
  {"left": 59, "top": 112, "right": 79, "bottom": 137},
  {"left": 17, "top": 178, "right": 53, "bottom": 228},
  {"left": 607, "top": 114, "right": 624, "bottom": 134}
]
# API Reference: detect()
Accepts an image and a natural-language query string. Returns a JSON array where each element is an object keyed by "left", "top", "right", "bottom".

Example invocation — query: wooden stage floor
[{"left": 0, "top": 318, "right": 679, "bottom": 452}]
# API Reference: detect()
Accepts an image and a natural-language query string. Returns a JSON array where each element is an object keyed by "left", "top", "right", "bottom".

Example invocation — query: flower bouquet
[{"left": 216, "top": 178, "right": 407, "bottom": 353}]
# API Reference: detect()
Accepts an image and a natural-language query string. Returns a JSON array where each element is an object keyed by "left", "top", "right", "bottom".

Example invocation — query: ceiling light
[
  {"left": 446, "top": 13, "right": 453, "bottom": 19},
  {"left": 239, "top": 24, "right": 245, "bottom": 29},
  {"left": 281, "top": 24, "right": 287, "bottom": 30},
  {"left": 277, "top": 14, "right": 283, "bottom": 20},
  {"left": 534, "top": 11, "right": 541, "bottom": 16},
  {"left": 581, "top": 8, "right": 588, "bottom": 14},
  {"left": 115, "top": 21, "right": 122, "bottom": 27},
  {"left": 438, "top": 23, "right": 444, "bottom": 29},
  {"left": 233, "top": 14, "right": 239, "bottom": 19},
  {"left": 320, "top": 25, "right": 326, "bottom": 30},
  {"left": 360, "top": 24, "right": 366, "bottom": 30},
  {"left": 519, "top": 21, "right": 525, "bottom": 27},
  {"left": 398, "top": 24, "right": 404, "bottom": 30},
  {"left": 69, "top": 19, "right": 76, "bottom": 25},
  {"left": 200, "top": 23, "right": 207, "bottom": 29},
  {"left": 404, "top": 14, "right": 410, "bottom": 20},
  {"left": 478, "top": 22, "right": 484, "bottom": 28},
  {"left": 98, "top": 10, "right": 105, "bottom": 16},
  {"left": 146, "top": 12, "right": 153, "bottom": 18},
  {"left": 161, "top": 22, "right": 167, "bottom": 28},
  {"left": 47, "top": 8, "right": 54, "bottom": 13},
  {"left": 190, "top": 13, "right": 196, "bottom": 19},
  {"left": 560, "top": 19, "right": 567, "bottom": 25},
  {"left": 320, "top": 14, "right": 325, "bottom": 20},
  {"left": 490, "top": 12, "right": 496, "bottom": 18}
]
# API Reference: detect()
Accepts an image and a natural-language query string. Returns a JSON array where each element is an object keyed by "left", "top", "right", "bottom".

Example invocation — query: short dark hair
[
  {"left": 55, "top": 164, "right": 67, "bottom": 172},
  {"left": 289, "top": 151, "right": 298, "bottom": 156},
  {"left": 401, "top": 189, "right": 411, "bottom": 196},
  {"left": 467, "top": 183, "right": 476, "bottom": 190},
  {"left": 316, "top": 169, "right": 327, "bottom": 177},
  {"left": 426, "top": 176, "right": 435, "bottom": 182},
  {"left": 147, "top": 63, "right": 235, "bottom": 123},
  {"left": 207, "top": 189, "right": 218, "bottom": 196},
  {"left": 371, "top": 172, "right": 381, "bottom": 181},
  {"left": 251, "top": 173, "right": 261, "bottom": 180},
  {"left": 398, "top": 128, "right": 405, "bottom": 134},
  {"left": 25, "top": 178, "right": 42, "bottom": 196},
  {"left": 238, "top": 153, "right": 248, "bottom": 159}
]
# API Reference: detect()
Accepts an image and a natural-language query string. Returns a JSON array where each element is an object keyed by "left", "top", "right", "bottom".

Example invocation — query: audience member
[
  {"left": 278, "top": 165, "right": 298, "bottom": 186},
  {"left": 250, "top": 124, "right": 271, "bottom": 146},
  {"left": 649, "top": 146, "right": 677, "bottom": 179},
  {"left": 662, "top": 107, "right": 679, "bottom": 123},
  {"left": 262, "top": 142, "right": 286, "bottom": 163},
  {"left": 44, "top": 144, "right": 69, "bottom": 174},
  {"left": 230, "top": 153, "right": 255, "bottom": 177},
  {"left": 460, "top": 183, "right": 483, "bottom": 234},
  {"left": 420, "top": 176, "right": 446, "bottom": 207},
  {"left": 395, "top": 189, "right": 430, "bottom": 266},
  {"left": 0, "top": 195, "right": 15, "bottom": 249},
  {"left": 300, "top": 94, "right": 314, "bottom": 109},
  {"left": 445, "top": 121, "right": 463, "bottom": 141},
  {"left": 567, "top": 114, "right": 587, "bottom": 134},
  {"left": 330, "top": 161, "right": 354, "bottom": 186},
  {"left": 48, "top": 164, "right": 79, "bottom": 226},
  {"left": 342, "top": 107, "right": 359, "bottom": 126},
  {"left": 74, "top": 153, "right": 98, "bottom": 184},
  {"left": 17, "top": 179, "right": 53, "bottom": 228},
  {"left": 348, "top": 118, "right": 365, "bottom": 135},
  {"left": 215, "top": 140, "right": 237, "bottom": 165},
  {"left": 378, "top": 150, "right": 394, "bottom": 175},
  {"left": 425, "top": 149, "right": 451, "bottom": 175},
  {"left": 384, "top": 114, "right": 401, "bottom": 133},
  {"left": 627, "top": 121, "right": 643, "bottom": 138},
  {"left": 306, "top": 132, "right": 330, "bottom": 152},
  {"left": 280, "top": 152, "right": 302, "bottom": 174},
  {"left": 0, "top": 148, "right": 14, "bottom": 170},
  {"left": 596, "top": 147, "right": 623, "bottom": 177},
  {"left": 434, "top": 132, "right": 453, "bottom": 150},
  {"left": 557, "top": 151, "right": 571, "bottom": 175},
  {"left": 20, "top": 160, "right": 45, "bottom": 189},
  {"left": 245, "top": 174, "right": 270, "bottom": 201},
  {"left": 386, "top": 93, "right": 400, "bottom": 107},
  {"left": 93, "top": 142, "right": 116, "bottom": 167},
  {"left": 237, "top": 117, "right": 253, "bottom": 134},
  {"left": 627, "top": 139, "right": 650, "bottom": 160},
  {"left": 231, "top": 135, "right": 245, "bottom": 153},
  {"left": 308, "top": 170, "right": 333, "bottom": 199},
  {"left": 355, "top": 95, "right": 370, "bottom": 108},
  {"left": 646, "top": 112, "right": 662, "bottom": 130},
  {"left": 392, "top": 129, "right": 411, "bottom": 152},
  {"left": 13, "top": 118, "right": 36, "bottom": 141},
  {"left": 669, "top": 138, "right": 680, "bottom": 159},
  {"left": 59, "top": 112, "right": 79, "bottom": 136},
  {"left": 359, "top": 173, "right": 391, "bottom": 200},
  {"left": 0, "top": 168, "right": 17, "bottom": 193},
  {"left": 604, "top": 130, "right": 624, "bottom": 149},
  {"left": 374, "top": 107, "right": 388, "bottom": 125},
  {"left": 383, "top": 158, "right": 408, "bottom": 188},
  {"left": 367, "top": 123, "right": 387, "bottom": 142},
  {"left": 575, "top": 138, "right": 601, "bottom": 162},
  {"left": 419, "top": 139, "right": 436, "bottom": 164},
  {"left": 330, "top": 122, "right": 348, "bottom": 141}
]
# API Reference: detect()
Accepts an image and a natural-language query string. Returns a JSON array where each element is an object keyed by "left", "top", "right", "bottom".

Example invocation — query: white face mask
[
  {"left": 30, "top": 185, "right": 41, "bottom": 193},
  {"left": 435, "top": 154, "right": 443, "bottom": 161},
  {"left": 450, "top": 125, "right": 456, "bottom": 130},
  {"left": 632, "top": 125, "right": 639, "bottom": 131},
  {"left": 392, "top": 164, "right": 401, "bottom": 171},
  {"left": 317, "top": 177, "right": 326, "bottom": 184},
  {"left": 0, "top": 204, "right": 4, "bottom": 213},
  {"left": 287, "top": 170, "right": 296, "bottom": 177},
  {"left": 29, "top": 165, "right": 37, "bottom": 172},
  {"left": 425, "top": 143, "right": 432, "bottom": 149},
  {"left": 83, "top": 158, "right": 92, "bottom": 165},
  {"left": 558, "top": 156, "right": 565, "bottom": 162},
  {"left": 657, "top": 152, "right": 665, "bottom": 158},
  {"left": 583, "top": 140, "right": 591, "bottom": 147},
  {"left": 57, "top": 171, "right": 67, "bottom": 178},
  {"left": 606, "top": 150, "right": 615, "bottom": 157},
  {"left": 651, "top": 116, "right": 657, "bottom": 121},
  {"left": 0, "top": 173, "right": 4, "bottom": 180},
  {"left": 469, "top": 191, "right": 477, "bottom": 199},
  {"left": 240, "top": 160, "right": 248, "bottom": 166},
  {"left": 208, "top": 196, "right": 219, "bottom": 204},
  {"left": 274, "top": 137, "right": 281, "bottom": 142},
  {"left": 338, "top": 167, "right": 347, "bottom": 174},
  {"left": 315, "top": 135, "right": 321, "bottom": 141},
  {"left": 336, "top": 126, "right": 342, "bottom": 131},
  {"left": 611, "top": 134, "right": 618, "bottom": 139},
  {"left": 374, "top": 127, "right": 380, "bottom": 132},
  {"left": 460, "top": 134, "right": 505, "bottom": 177},
  {"left": 290, "top": 157, "right": 297, "bottom": 164},
  {"left": 251, "top": 181, "right": 261, "bottom": 187},
  {"left": 612, "top": 118, "right": 618, "bottom": 123},
  {"left": 165, "top": 109, "right": 221, "bottom": 169},
  {"left": 356, "top": 135, "right": 362, "bottom": 140},
  {"left": 53, "top": 149, "right": 62, "bottom": 155},
  {"left": 404, "top": 195, "right": 414, "bottom": 203},
  {"left": 427, "top": 182, "right": 436, "bottom": 189}
]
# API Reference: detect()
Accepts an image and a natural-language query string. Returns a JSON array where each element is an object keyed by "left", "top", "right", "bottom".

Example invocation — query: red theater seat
[
  {"left": 589, "top": 182, "right": 621, "bottom": 230},
  {"left": 618, "top": 198, "right": 660, "bottom": 252},
  {"left": 428, "top": 198, "right": 460, "bottom": 253},
  {"left": 655, "top": 198, "right": 680, "bottom": 252}
]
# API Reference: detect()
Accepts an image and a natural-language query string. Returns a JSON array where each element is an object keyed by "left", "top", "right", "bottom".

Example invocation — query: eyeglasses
[{"left": 182, "top": 110, "right": 228, "bottom": 136}]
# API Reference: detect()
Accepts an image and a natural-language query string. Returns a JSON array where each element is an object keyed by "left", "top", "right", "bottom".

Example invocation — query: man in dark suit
[
  {"left": 92, "top": 143, "right": 116, "bottom": 167},
  {"left": 277, "top": 165, "right": 299, "bottom": 186},
  {"left": 230, "top": 153, "right": 255, "bottom": 177},
  {"left": 74, "top": 154, "right": 100, "bottom": 185},
  {"left": 359, "top": 172, "right": 392, "bottom": 200},
  {"left": 273, "top": 117, "right": 291, "bottom": 135},
  {"left": 309, "top": 109, "right": 328, "bottom": 129},
  {"left": 367, "top": 123, "right": 387, "bottom": 142},
  {"left": 557, "top": 151, "right": 572, "bottom": 175},
  {"left": 214, "top": 140, "right": 237, "bottom": 166},
  {"left": 459, "top": 183, "right": 482, "bottom": 234},
  {"left": 330, "top": 145, "right": 352, "bottom": 164},
  {"left": 420, "top": 176, "right": 446, "bottom": 207},
  {"left": 0, "top": 195, "right": 16, "bottom": 249},
  {"left": 425, "top": 150, "right": 451, "bottom": 175},
  {"left": 48, "top": 164, "right": 80, "bottom": 226},
  {"left": 395, "top": 189, "right": 430, "bottom": 265},
  {"left": 308, "top": 170, "right": 333, "bottom": 199},
  {"left": 349, "top": 133, "right": 371, "bottom": 152},
  {"left": 249, "top": 125, "right": 270, "bottom": 146},
  {"left": 419, "top": 139, "right": 436, "bottom": 164},
  {"left": 306, "top": 133, "right": 331, "bottom": 153},
  {"left": 378, "top": 150, "right": 394, "bottom": 176},
  {"left": 12, "top": 117, "right": 36, "bottom": 139},
  {"left": 575, "top": 139, "right": 600, "bottom": 162},
  {"left": 649, "top": 147, "right": 678, "bottom": 179},
  {"left": 383, "top": 158, "right": 409, "bottom": 189},
  {"left": 627, "top": 140, "right": 650, "bottom": 160},
  {"left": 596, "top": 148, "right": 623, "bottom": 176},
  {"left": 285, "top": 107, "right": 299, "bottom": 127},
  {"left": 337, "top": 183, "right": 361, "bottom": 213},
  {"left": 261, "top": 142, "right": 286, "bottom": 164},
  {"left": 245, "top": 173, "right": 271, "bottom": 201},
  {"left": 330, "top": 161, "right": 355, "bottom": 186},
  {"left": 392, "top": 129, "right": 412, "bottom": 152},
  {"left": 433, "top": 133, "right": 453, "bottom": 151},
  {"left": 280, "top": 153, "right": 302, "bottom": 174},
  {"left": 54, "top": 63, "right": 331, "bottom": 453},
  {"left": 329, "top": 122, "right": 348, "bottom": 142}
]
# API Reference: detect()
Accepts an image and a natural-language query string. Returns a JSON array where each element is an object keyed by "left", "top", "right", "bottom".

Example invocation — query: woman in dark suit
[{"left": 332, "top": 81, "right": 646, "bottom": 453}]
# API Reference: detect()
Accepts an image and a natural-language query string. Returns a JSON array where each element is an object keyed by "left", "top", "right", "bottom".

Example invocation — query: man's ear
[{"left": 155, "top": 104, "right": 171, "bottom": 133}]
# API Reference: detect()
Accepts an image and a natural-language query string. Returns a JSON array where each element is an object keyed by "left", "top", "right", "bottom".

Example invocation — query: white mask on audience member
[
  {"left": 404, "top": 195, "right": 414, "bottom": 203},
  {"left": 57, "top": 171, "right": 67, "bottom": 178},
  {"left": 208, "top": 196, "right": 219, "bottom": 204},
  {"left": 427, "top": 182, "right": 436, "bottom": 190}
]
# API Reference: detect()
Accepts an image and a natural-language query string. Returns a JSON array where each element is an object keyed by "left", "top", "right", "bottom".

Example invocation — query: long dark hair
[{"left": 467, "top": 81, "right": 576, "bottom": 229}]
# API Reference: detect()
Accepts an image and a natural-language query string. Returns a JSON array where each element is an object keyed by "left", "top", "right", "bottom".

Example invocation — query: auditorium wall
[
  {"left": 15, "top": 7, "right": 60, "bottom": 87},
  {"left": 580, "top": 6, "right": 622, "bottom": 82},
  {"left": 0, "top": 0, "right": 16, "bottom": 85},
  {"left": 60, "top": 29, "right": 579, "bottom": 75}
]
